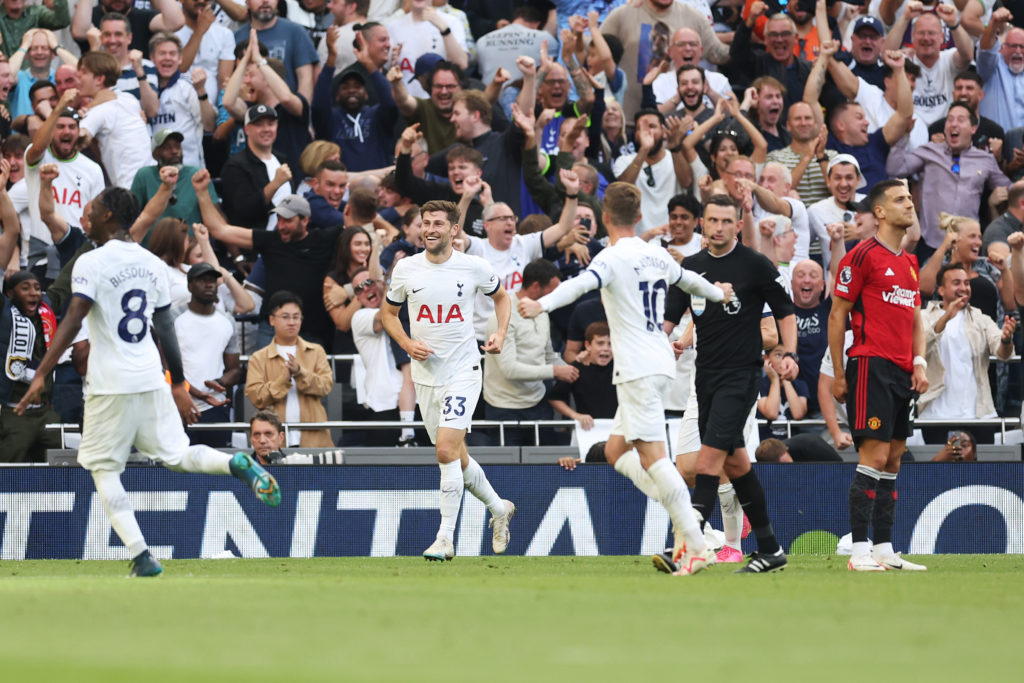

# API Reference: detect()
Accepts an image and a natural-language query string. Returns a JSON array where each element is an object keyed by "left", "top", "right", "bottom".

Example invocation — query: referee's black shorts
[
  {"left": 846, "top": 356, "right": 914, "bottom": 445},
  {"left": 695, "top": 367, "right": 760, "bottom": 454}
]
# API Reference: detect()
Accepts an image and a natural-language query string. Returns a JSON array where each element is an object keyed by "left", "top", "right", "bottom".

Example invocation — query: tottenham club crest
[{"left": 456, "top": 281, "right": 464, "bottom": 297}]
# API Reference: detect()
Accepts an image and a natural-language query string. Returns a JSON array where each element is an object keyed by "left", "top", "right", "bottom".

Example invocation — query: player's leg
[
  {"left": 720, "top": 450, "right": 786, "bottom": 572},
  {"left": 428, "top": 426, "right": 465, "bottom": 560},
  {"left": 139, "top": 389, "right": 280, "bottom": 506},
  {"left": 845, "top": 357, "right": 892, "bottom": 571},
  {"left": 77, "top": 393, "right": 162, "bottom": 576},
  {"left": 607, "top": 433, "right": 660, "bottom": 499},
  {"left": 717, "top": 402, "right": 759, "bottom": 562},
  {"left": 457, "top": 444, "right": 516, "bottom": 554}
]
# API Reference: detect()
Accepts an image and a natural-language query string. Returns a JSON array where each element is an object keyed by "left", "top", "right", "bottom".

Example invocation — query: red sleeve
[
  {"left": 907, "top": 253, "right": 922, "bottom": 306},
  {"left": 833, "top": 249, "right": 865, "bottom": 303}
]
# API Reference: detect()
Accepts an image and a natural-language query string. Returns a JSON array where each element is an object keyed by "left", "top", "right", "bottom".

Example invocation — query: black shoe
[
  {"left": 128, "top": 549, "right": 163, "bottom": 577},
  {"left": 397, "top": 436, "right": 419, "bottom": 447},
  {"left": 651, "top": 548, "right": 678, "bottom": 574},
  {"left": 734, "top": 548, "right": 787, "bottom": 573}
]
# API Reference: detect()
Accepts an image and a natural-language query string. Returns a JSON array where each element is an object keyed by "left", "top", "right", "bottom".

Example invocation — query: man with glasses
[
  {"left": 465, "top": 172, "right": 579, "bottom": 341},
  {"left": 887, "top": 101, "right": 1010, "bottom": 257},
  {"left": 977, "top": 8, "right": 1024, "bottom": 131},
  {"left": 612, "top": 108, "right": 691, "bottom": 236},
  {"left": 652, "top": 27, "right": 732, "bottom": 106}
]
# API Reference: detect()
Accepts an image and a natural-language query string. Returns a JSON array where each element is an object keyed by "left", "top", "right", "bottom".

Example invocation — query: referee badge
[{"left": 691, "top": 295, "right": 706, "bottom": 316}]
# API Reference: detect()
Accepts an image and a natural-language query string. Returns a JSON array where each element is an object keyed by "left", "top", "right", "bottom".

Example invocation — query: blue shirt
[
  {"left": 977, "top": 43, "right": 1024, "bottom": 132},
  {"left": 10, "top": 67, "right": 55, "bottom": 119},
  {"left": 828, "top": 129, "right": 890, "bottom": 190},
  {"left": 235, "top": 18, "right": 319, "bottom": 94}
]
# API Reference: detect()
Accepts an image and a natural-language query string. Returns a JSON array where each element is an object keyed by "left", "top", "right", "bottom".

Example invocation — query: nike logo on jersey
[
  {"left": 885, "top": 268, "right": 895, "bottom": 276},
  {"left": 411, "top": 287, "right": 424, "bottom": 293}
]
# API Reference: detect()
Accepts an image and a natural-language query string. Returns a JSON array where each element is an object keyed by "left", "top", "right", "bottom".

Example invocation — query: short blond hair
[{"left": 602, "top": 182, "right": 642, "bottom": 228}]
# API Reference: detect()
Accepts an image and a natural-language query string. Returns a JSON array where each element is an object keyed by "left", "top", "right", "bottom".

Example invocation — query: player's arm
[
  {"left": 14, "top": 295, "right": 91, "bottom": 415},
  {"left": 761, "top": 314, "right": 779, "bottom": 350},
  {"left": 520, "top": 270, "right": 599, "bottom": 318},
  {"left": 381, "top": 299, "right": 433, "bottom": 361},
  {"left": 482, "top": 286, "right": 510, "bottom": 354},
  {"left": 818, "top": 370, "right": 852, "bottom": 449},
  {"left": 673, "top": 265, "right": 729, "bottom": 303},
  {"left": 152, "top": 305, "right": 200, "bottom": 424},
  {"left": 191, "top": 169, "right": 254, "bottom": 249},
  {"left": 828, "top": 295, "right": 855, "bottom": 402},
  {"left": 911, "top": 304, "right": 928, "bottom": 393}
]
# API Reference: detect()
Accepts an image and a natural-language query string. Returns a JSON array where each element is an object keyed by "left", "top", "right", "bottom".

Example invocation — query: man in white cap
[{"left": 807, "top": 153, "right": 866, "bottom": 272}]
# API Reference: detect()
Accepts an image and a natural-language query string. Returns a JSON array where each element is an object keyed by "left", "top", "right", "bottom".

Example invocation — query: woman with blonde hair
[
  {"left": 919, "top": 212, "right": 1015, "bottom": 321},
  {"left": 296, "top": 141, "right": 342, "bottom": 196}
]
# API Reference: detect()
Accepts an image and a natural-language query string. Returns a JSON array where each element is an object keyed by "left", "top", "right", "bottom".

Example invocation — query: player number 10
[{"left": 639, "top": 279, "right": 667, "bottom": 332}]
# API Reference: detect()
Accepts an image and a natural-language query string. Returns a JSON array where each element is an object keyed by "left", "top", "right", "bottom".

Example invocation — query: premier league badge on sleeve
[{"left": 839, "top": 266, "right": 852, "bottom": 286}]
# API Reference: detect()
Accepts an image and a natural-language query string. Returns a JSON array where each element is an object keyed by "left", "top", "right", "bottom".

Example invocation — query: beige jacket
[
  {"left": 919, "top": 301, "right": 1011, "bottom": 417},
  {"left": 245, "top": 338, "right": 334, "bottom": 447}
]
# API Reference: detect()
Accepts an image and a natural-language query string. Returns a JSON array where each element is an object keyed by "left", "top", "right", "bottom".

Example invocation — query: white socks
[
  {"left": 613, "top": 450, "right": 660, "bottom": 500},
  {"left": 462, "top": 456, "right": 505, "bottom": 518},
  {"left": 437, "top": 460, "right": 464, "bottom": 542},
  {"left": 873, "top": 542, "right": 894, "bottom": 557},
  {"left": 92, "top": 471, "right": 147, "bottom": 557},
  {"left": 719, "top": 482, "right": 743, "bottom": 550},
  {"left": 400, "top": 411, "right": 415, "bottom": 440},
  {"left": 178, "top": 446, "right": 231, "bottom": 475},
  {"left": 648, "top": 458, "right": 704, "bottom": 552}
]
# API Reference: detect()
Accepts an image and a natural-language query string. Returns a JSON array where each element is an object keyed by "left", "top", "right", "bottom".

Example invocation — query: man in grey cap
[
  {"left": 130, "top": 128, "right": 219, "bottom": 244},
  {"left": 192, "top": 168, "right": 342, "bottom": 350}
]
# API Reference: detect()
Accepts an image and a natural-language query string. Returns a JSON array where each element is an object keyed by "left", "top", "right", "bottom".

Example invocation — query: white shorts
[
  {"left": 675, "top": 387, "right": 758, "bottom": 462},
  {"left": 76, "top": 388, "right": 190, "bottom": 472},
  {"left": 611, "top": 375, "right": 672, "bottom": 443},
  {"left": 416, "top": 369, "right": 481, "bottom": 444}
]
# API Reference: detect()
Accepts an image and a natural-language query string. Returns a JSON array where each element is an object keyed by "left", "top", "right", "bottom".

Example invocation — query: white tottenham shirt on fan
[
  {"left": 386, "top": 249, "right": 499, "bottom": 387},
  {"left": 465, "top": 232, "right": 542, "bottom": 340}
]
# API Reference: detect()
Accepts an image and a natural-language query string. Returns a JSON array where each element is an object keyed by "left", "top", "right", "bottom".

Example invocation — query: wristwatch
[
  {"left": 783, "top": 351, "right": 799, "bottom": 362},
  {"left": 234, "top": 254, "right": 247, "bottom": 264},
  {"left": 439, "top": 26, "right": 452, "bottom": 36}
]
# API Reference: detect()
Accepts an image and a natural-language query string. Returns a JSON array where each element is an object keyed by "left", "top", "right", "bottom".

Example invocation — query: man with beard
[
  {"left": 887, "top": 102, "right": 1010, "bottom": 253},
  {"left": 12, "top": 89, "right": 104, "bottom": 286},
  {"left": 177, "top": 0, "right": 237, "bottom": 110},
  {"left": 928, "top": 71, "right": 1004, "bottom": 150},
  {"left": 131, "top": 129, "right": 220, "bottom": 237},
  {"left": 652, "top": 27, "right": 732, "bottom": 106},
  {"left": 612, "top": 109, "right": 691, "bottom": 235},
  {"left": 977, "top": 8, "right": 1024, "bottom": 132},
  {"left": 72, "top": 0, "right": 184, "bottom": 54},
  {"left": 0, "top": 271, "right": 60, "bottom": 463},
  {"left": 233, "top": 0, "right": 319, "bottom": 102},
  {"left": 311, "top": 28, "right": 398, "bottom": 172},
  {"left": 836, "top": 15, "right": 886, "bottom": 89},
  {"left": 219, "top": 103, "right": 292, "bottom": 231},
  {"left": 173, "top": 262, "right": 240, "bottom": 447}
]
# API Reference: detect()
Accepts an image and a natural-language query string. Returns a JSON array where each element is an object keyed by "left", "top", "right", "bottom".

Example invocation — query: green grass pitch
[{"left": 1, "top": 555, "right": 1021, "bottom": 682}]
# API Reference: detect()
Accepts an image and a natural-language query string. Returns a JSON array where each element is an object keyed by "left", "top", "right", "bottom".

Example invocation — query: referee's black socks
[
  {"left": 731, "top": 471, "right": 781, "bottom": 555},
  {"left": 691, "top": 474, "right": 719, "bottom": 531}
]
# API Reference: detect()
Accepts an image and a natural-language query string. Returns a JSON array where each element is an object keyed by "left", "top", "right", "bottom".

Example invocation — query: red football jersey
[{"left": 834, "top": 238, "right": 921, "bottom": 373}]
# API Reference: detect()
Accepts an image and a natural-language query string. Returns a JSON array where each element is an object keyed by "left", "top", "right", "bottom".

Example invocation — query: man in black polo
[{"left": 193, "top": 169, "right": 340, "bottom": 350}]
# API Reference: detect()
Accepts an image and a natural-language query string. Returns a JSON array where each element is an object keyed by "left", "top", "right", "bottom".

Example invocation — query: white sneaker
[
  {"left": 488, "top": 500, "right": 515, "bottom": 554},
  {"left": 423, "top": 537, "right": 454, "bottom": 561},
  {"left": 847, "top": 554, "right": 886, "bottom": 571},
  {"left": 672, "top": 542, "right": 716, "bottom": 576},
  {"left": 873, "top": 551, "right": 927, "bottom": 571}
]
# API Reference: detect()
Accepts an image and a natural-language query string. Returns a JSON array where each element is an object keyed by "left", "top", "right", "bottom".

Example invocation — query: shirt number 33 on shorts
[{"left": 442, "top": 396, "right": 467, "bottom": 420}]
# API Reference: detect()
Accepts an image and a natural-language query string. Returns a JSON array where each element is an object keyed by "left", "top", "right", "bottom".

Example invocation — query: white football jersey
[
  {"left": 386, "top": 250, "right": 499, "bottom": 386},
  {"left": 71, "top": 240, "right": 172, "bottom": 394},
  {"left": 585, "top": 237, "right": 687, "bottom": 384}
]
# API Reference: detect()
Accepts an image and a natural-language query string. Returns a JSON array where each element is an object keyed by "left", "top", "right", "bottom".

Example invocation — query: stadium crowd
[{"left": 2, "top": 0, "right": 1024, "bottom": 463}]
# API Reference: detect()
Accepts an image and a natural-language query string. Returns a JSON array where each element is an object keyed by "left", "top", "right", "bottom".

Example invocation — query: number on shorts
[
  {"left": 638, "top": 279, "right": 667, "bottom": 332},
  {"left": 117, "top": 289, "right": 149, "bottom": 343},
  {"left": 443, "top": 396, "right": 467, "bottom": 417}
]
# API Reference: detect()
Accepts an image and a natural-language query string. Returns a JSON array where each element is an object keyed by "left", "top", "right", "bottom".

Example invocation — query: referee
[
  {"left": 683, "top": 194, "right": 797, "bottom": 573},
  {"left": 828, "top": 179, "right": 928, "bottom": 572}
]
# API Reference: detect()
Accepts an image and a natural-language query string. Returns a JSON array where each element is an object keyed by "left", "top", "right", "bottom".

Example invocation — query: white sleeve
[
  {"left": 538, "top": 270, "right": 600, "bottom": 312},
  {"left": 71, "top": 254, "right": 96, "bottom": 301},
  {"left": 673, "top": 267, "right": 725, "bottom": 302},
  {"left": 385, "top": 261, "right": 408, "bottom": 303}
]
